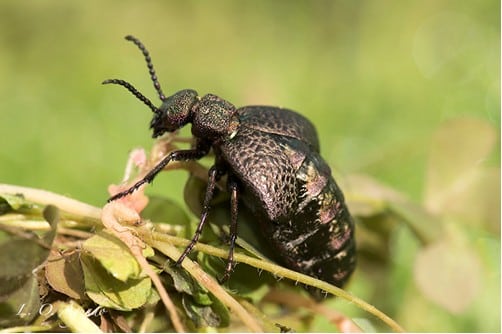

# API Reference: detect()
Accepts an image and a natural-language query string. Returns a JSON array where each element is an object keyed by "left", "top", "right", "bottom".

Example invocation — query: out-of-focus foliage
[
  {"left": 0, "top": 1, "right": 499, "bottom": 332},
  {"left": 342, "top": 117, "right": 500, "bottom": 332}
]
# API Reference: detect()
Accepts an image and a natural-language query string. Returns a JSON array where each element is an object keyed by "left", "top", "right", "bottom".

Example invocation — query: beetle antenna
[
  {"left": 125, "top": 35, "right": 167, "bottom": 102},
  {"left": 102, "top": 79, "right": 159, "bottom": 113}
]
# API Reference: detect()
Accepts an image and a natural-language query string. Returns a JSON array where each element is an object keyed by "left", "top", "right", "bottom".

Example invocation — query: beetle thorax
[{"left": 191, "top": 94, "right": 238, "bottom": 140}]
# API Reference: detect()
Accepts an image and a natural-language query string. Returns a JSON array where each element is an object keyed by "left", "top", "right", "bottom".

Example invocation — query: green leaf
[
  {"left": 198, "top": 253, "right": 273, "bottom": 303},
  {"left": 80, "top": 253, "right": 151, "bottom": 311},
  {"left": 0, "top": 237, "right": 51, "bottom": 294},
  {"left": 42, "top": 205, "right": 59, "bottom": 244},
  {"left": 0, "top": 193, "right": 44, "bottom": 216},
  {"left": 0, "top": 193, "right": 26, "bottom": 212},
  {"left": 142, "top": 195, "right": 190, "bottom": 228},
  {"left": 0, "top": 275, "right": 40, "bottom": 327},
  {"left": 181, "top": 293, "right": 230, "bottom": 329},
  {"left": 161, "top": 259, "right": 212, "bottom": 305},
  {"left": 0, "top": 205, "right": 59, "bottom": 310},
  {"left": 82, "top": 230, "right": 146, "bottom": 282}
]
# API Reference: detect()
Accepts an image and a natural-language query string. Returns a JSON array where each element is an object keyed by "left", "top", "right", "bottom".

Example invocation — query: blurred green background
[{"left": 0, "top": 1, "right": 499, "bottom": 332}]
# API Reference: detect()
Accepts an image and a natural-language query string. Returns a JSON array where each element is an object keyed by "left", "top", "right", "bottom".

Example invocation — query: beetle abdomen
[{"left": 263, "top": 139, "right": 356, "bottom": 295}]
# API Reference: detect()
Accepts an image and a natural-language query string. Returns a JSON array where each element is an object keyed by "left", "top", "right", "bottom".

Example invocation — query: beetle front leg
[{"left": 108, "top": 141, "right": 210, "bottom": 202}]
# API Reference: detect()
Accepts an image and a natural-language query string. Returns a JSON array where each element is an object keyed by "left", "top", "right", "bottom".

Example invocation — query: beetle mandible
[{"left": 104, "top": 35, "right": 356, "bottom": 297}]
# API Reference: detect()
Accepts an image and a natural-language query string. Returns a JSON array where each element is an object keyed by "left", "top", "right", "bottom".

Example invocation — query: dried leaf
[{"left": 46, "top": 250, "right": 86, "bottom": 300}]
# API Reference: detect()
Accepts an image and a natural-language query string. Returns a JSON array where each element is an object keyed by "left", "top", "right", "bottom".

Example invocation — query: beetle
[{"left": 104, "top": 35, "right": 356, "bottom": 297}]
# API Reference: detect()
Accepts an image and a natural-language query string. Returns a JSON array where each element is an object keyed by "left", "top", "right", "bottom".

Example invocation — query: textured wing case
[{"left": 219, "top": 106, "right": 356, "bottom": 292}]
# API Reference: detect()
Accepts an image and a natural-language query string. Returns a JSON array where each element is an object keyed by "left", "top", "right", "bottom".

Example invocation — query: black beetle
[{"left": 104, "top": 35, "right": 356, "bottom": 298}]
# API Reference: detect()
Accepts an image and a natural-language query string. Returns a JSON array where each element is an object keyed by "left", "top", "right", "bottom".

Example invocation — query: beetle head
[{"left": 150, "top": 89, "right": 198, "bottom": 137}]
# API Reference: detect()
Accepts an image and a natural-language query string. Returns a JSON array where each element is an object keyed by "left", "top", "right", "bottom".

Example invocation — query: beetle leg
[
  {"left": 108, "top": 141, "right": 210, "bottom": 202},
  {"left": 176, "top": 165, "right": 219, "bottom": 265},
  {"left": 218, "top": 179, "right": 239, "bottom": 283}
]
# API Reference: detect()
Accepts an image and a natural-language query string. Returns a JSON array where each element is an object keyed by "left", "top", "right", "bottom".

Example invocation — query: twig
[
  {"left": 0, "top": 184, "right": 101, "bottom": 225},
  {"left": 140, "top": 229, "right": 264, "bottom": 333}
]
